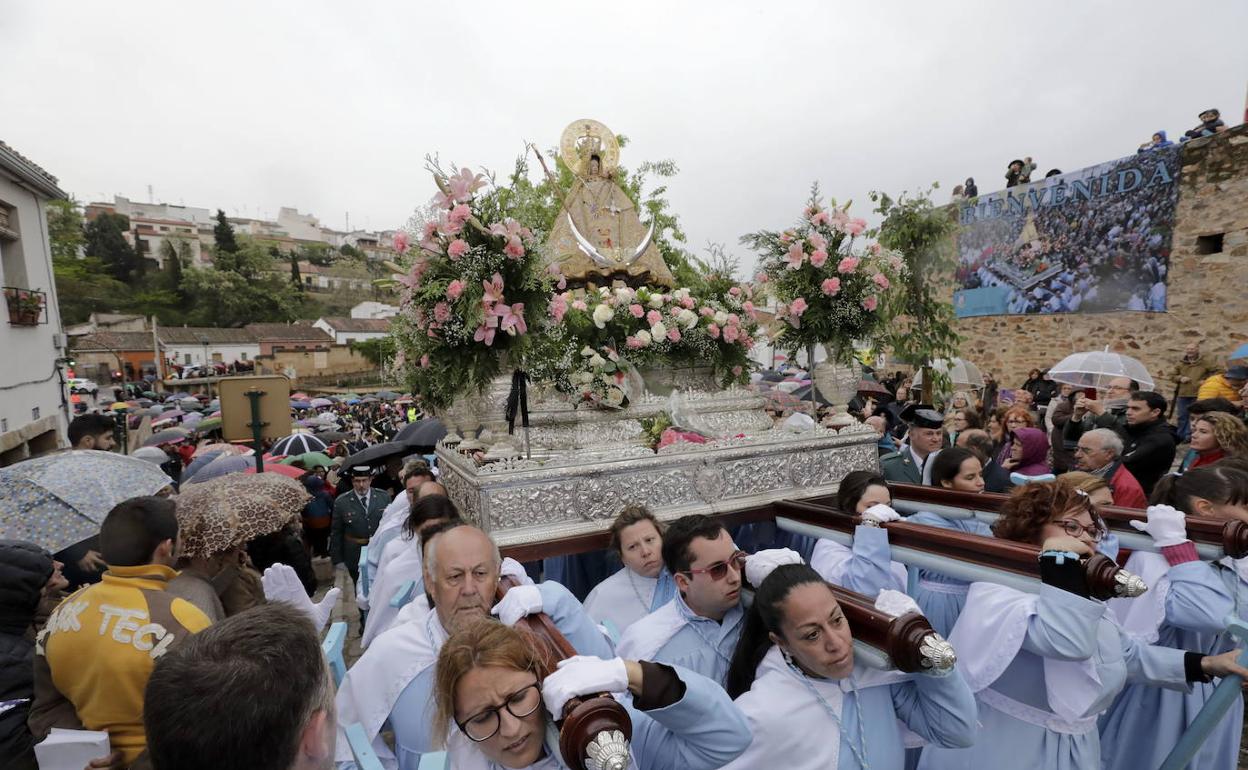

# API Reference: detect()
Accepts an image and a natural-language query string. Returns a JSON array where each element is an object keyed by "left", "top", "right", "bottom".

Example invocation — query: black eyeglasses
[
  {"left": 684, "top": 550, "right": 747, "bottom": 581},
  {"left": 1051, "top": 486, "right": 1106, "bottom": 542},
  {"left": 456, "top": 681, "right": 542, "bottom": 742}
]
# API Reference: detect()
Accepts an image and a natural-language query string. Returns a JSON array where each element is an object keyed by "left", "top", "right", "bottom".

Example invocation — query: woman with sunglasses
[
  {"left": 1099, "top": 465, "right": 1248, "bottom": 770},
  {"left": 431, "top": 618, "right": 750, "bottom": 770},
  {"left": 919, "top": 480, "right": 1248, "bottom": 770},
  {"left": 720, "top": 562, "right": 976, "bottom": 769},
  {"left": 810, "top": 471, "right": 908, "bottom": 596}
]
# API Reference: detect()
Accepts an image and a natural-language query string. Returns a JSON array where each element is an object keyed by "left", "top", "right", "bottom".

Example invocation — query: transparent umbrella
[
  {"left": 911, "top": 358, "right": 984, "bottom": 389},
  {"left": 1048, "top": 347, "right": 1155, "bottom": 391}
]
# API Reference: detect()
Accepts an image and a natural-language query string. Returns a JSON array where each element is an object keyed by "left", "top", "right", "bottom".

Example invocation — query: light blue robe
[
  {"left": 903, "top": 512, "right": 994, "bottom": 638},
  {"left": 723, "top": 646, "right": 977, "bottom": 770},
  {"left": 810, "top": 524, "right": 907, "bottom": 596},
  {"left": 1099, "top": 558, "right": 1241, "bottom": 770},
  {"left": 446, "top": 664, "right": 751, "bottom": 770},
  {"left": 388, "top": 581, "right": 614, "bottom": 770},
  {"left": 919, "top": 584, "right": 1192, "bottom": 770},
  {"left": 616, "top": 593, "right": 743, "bottom": 687}
]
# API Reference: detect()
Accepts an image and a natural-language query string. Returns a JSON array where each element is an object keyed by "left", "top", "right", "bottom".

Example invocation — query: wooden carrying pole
[
  {"left": 773, "top": 499, "right": 1146, "bottom": 601},
  {"left": 822, "top": 582, "right": 956, "bottom": 674},
  {"left": 496, "top": 578, "right": 631, "bottom": 770}
]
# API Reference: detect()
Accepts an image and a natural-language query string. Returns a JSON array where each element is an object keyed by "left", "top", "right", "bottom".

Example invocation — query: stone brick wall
[{"left": 949, "top": 124, "right": 1248, "bottom": 392}]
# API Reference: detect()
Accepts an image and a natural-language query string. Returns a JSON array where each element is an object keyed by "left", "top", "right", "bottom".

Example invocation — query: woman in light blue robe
[
  {"left": 810, "top": 470, "right": 907, "bottom": 596},
  {"left": 918, "top": 480, "right": 1248, "bottom": 770},
  {"left": 1099, "top": 467, "right": 1248, "bottom": 770},
  {"left": 722, "top": 563, "right": 977, "bottom": 769}
]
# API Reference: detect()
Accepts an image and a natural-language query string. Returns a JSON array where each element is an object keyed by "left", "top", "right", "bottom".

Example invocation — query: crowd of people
[{"left": 5, "top": 337, "right": 1248, "bottom": 770}]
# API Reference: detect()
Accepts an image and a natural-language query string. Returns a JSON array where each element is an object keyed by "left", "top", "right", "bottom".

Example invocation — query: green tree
[
  {"left": 299, "top": 242, "right": 336, "bottom": 266},
  {"left": 870, "top": 185, "right": 962, "bottom": 401},
  {"left": 47, "top": 199, "right": 86, "bottom": 261},
  {"left": 84, "top": 212, "right": 141, "bottom": 282},
  {"left": 290, "top": 250, "right": 304, "bottom": 291},
  {"left": 350, "top": 336, "right": 395, "bottom": 366},
  {"left": 180, "top": 265, "right": 302, "bottom": 327},
  {"left": 338, "top": 243, "right": 364, "bottom": 260},
  {"left": 212, "top": 238, "right": 272, "bottom": 279},
  {"left": 162, "top": 238, "right": 185, "bottom": 291},
  {"left": 213, "top": 209, "right": 238, "bottom": 253},
  {"left": 52, "top": 254, "right": 132, "bottom": 325}
]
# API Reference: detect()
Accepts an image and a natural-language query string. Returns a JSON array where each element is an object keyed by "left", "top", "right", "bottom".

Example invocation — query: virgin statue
[{"left": 543, "top": 119, "right": 676, "bottom": 288}]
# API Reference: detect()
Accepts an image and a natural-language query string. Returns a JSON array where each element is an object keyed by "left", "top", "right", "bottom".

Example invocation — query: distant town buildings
[{"left": 313, "top": 316, "right": 391, "bottom": 345}]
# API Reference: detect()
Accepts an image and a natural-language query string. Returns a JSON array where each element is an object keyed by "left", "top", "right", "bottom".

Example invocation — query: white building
[
  {"left": 157, "top": 326, "right": 261, "bottom": 368},
  {"left": 350, "top": 300, "right": 398, "bottom": 320},
  {"left": 0, "top": 140, "right": 69, "bottom": 464},
  {"left": 312, "top": 316, "right": 390, "bottom": 345}
]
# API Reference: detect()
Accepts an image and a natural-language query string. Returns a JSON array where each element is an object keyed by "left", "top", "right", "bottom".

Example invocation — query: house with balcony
[{"left": 0, "top": 140, "right": 69, "bottom": 464}]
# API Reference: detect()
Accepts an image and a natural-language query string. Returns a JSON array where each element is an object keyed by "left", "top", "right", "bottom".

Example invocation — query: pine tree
[
  {"left": 289, "top": 251, "right": 304, "bottom": 291},
  {"left": 85, "top": 212, "right": 141, "bottom": 282},
  {"left": 214, "top": 209, "right": 238, "bottom": 253}
]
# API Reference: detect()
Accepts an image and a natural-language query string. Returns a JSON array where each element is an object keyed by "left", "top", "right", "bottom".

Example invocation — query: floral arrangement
[
  {"left": 528, "top": 283, "right": 761, "bottom": 409},
  {"left": 389, "top": 163, "right": 554, "bottom": 410},
  {"left": 742, "top": 188, "right": 904, "bottom": 361}
]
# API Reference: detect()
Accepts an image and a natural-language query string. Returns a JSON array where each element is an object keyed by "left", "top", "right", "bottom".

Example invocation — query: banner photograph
[{"left": 953, "top": 146, "right": 1182, "bottom": 317}]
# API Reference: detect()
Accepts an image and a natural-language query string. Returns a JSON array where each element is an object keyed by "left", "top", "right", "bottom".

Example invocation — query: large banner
[{"left": 953, "top": 146, "right": 1181, "bottom": 317}]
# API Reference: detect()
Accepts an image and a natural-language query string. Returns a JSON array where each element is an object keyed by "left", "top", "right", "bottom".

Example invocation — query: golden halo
[{"left": 559, "top": 118, "right": 619, "bottom": 177}]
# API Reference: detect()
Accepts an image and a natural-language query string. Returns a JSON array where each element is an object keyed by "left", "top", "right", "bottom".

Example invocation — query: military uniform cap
[{"left": 899, "top": 403, "right": 945, "bottom": 429}]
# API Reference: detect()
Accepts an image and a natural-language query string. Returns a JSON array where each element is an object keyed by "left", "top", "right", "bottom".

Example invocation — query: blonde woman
[{"left": 1180, "top": 412, "right": 1248, "bottom": 471}]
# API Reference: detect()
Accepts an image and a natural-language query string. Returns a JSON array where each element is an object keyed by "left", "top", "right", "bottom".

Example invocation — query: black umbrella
[
  {"left": 789, "top": 385, "right": 832, "bottom": 406},
  {"left": 759, "top": 370, "right": 786, "bottom": 383},
  {"left": 314, "top": 430, "right": 353, "bottom": 443},
  {"left": 394, "top": 418, "right": 446, "bottom": 447},
  {"left": 375, "top": 390, "right": 400, "bottom": 401},
  {"left": 341, "top": 441, "right": 417, "bottom": 468}
]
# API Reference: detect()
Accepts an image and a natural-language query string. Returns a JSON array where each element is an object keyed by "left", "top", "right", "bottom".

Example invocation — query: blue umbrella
[
  {"left": 290, "top": 400, "right": 313, "bottom": 410},
  {"left": 1231, "top": 343, "right": 1248, "bottom": 360},
  {"left": 185, "top": 454, "right": 252, "bottom": 484},
  {"left": 0, "top": 450, "right": 174, "bottom": 551},
  {"left": 183, "top": 450, "right": 225, "bottom": 483}
]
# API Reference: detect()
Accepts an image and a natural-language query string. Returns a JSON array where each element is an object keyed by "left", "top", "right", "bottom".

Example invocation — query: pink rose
[
  {"left": 872, "top": 273, "right": 890, "bottom": 289},
  {"left": 869, "top": 242, "right": 882, "bottom": 255},
  {"left": 728, "top": 286, "right": 741, "bottom": 297},
  {"left": 433, "top": 302, "right": 451, "bottom": 323},
  {"left": 447, "top": 239, "right": 468, "bottom": 259},
  {"left": 743, "top": 300, "right": 756, "bottom": 317},
  {"left": 845, "top": 218, "right": 867, "bottom": 237},
  {"left": 446, "top": 280, "right": 464, "bottom": 300},
  {"left": 723, "top": 325, "right": 740, "bottom": 343},
  {"left": 727, "top": 313, "right": 740, "bottom": 326},
  {"left": 646, "top": 309, "right": 662, "bottom": 325},
  {"left": 821, "top": 277, "right": 841, "bottom": 295},
  {"left": 837, "top": 256, "right": 859, "bottom": 274},
  {"left": 786, "top": 242, "right": 805, "bottom": 270},
  {"left": 503, "top": 239, "right": 525, "bottom": 258},
  {"left": 571, "top": 300, "right": 588, "bottom": 312},
  {"left": 667, "top": 327, "right": 682, "bottom": 342},
  {"left": 422, "top": 221, "right": 438, "bottom": 240},
  {"left": 862, "top": 295, "right": 878, "bottom": 311},
  {"left": 809, "top": 249, "right": 828, "bottom": 268},
  {"left": 699, "top": 306, "right": 714, "bottom": 317},
  {"left": 629, "top": 303, "right": 645, "bottom": 318},
  {"left": 707, "top": 323, "right": 721, "bottom": 339}
]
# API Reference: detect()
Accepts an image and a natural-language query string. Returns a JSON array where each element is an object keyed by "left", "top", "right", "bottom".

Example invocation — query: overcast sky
[{"left": 4, "top": 1, "right": 1245, "bottom": 274}]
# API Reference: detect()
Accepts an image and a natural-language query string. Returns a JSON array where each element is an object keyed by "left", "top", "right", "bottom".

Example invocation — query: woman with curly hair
[
  {"left": 1179, "top": 411, "right": 1248, "bottom": 472},
  {"left": 1097, "top": 465, "right": 1248, "bottom": 770},
  {"left": 919, "top": 480, "right": 1248, "bottom": 770}
]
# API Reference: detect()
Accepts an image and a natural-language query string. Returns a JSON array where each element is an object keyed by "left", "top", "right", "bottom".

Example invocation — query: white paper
[{"left": 34, "top": 727, "right": 111, "bottom": 770}]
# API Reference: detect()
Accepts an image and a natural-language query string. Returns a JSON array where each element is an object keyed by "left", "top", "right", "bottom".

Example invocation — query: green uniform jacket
[
  {"left": 879, "top": 449, "right": 923, "bottom": 485},
  {"left": 330, "top": 487, "right": 392, "bottom": 566}
]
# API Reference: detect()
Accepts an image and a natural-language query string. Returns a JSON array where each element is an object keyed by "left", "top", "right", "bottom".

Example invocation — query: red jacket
[{"left": 1110, "top": 463, "right": 1148, "bottom": 509}]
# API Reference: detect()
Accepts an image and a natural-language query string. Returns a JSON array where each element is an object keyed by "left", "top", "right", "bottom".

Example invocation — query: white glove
[
  {"left": 861, "top": 503, "right": 902, "bottom": 525},
  {"left": 744, "top": 548, "right": 804, "bottom": 588},
  {"left": 262, "top": 564, "right": 341, "bottom": 631},
  {"left": 875, "top": 588, "right": 921, "bottom": 618},
  {"left": 334, "top": 563, "right": 348, "bottom": 575},
  {"left": 541, "top": 655, "right": 629, "bottom": 717},
  {"left": 500, "top": 557, "right": 534, "bottom": 585},
  {"left": 1129, "top": 504, "right": 1189, "bottom": 548},
  {"left": 491, "top": 583, "right": 544, "bottom": 626}
]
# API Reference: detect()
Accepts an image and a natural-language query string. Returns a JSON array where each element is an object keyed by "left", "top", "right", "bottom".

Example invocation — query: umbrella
[
  {"left": 342, "top": 393, "right": 362, "bottom": 401},
  {"left": 144, "top": 428, "right": 190, "bottom": 447},
  {"left": 911, "top": 358, "right": 984, "bottom": 389},
  {"left": 1048, "top": 347, "right": 1156, "bottom": 391},
  {"left": 0, "top": 450, "right": 174, "bottom": 551},
  {"left": 160, "top": 409, "right": 187, "bottom": 420},
  {"left": 195, "top": 417, "right": 223, "bottom": 434},
  {"left": 856, "top": 379, "right": 890, "bottom": 396},
  {"left": 183, "top": 451, "right": 225, "bottom": 483},
  {"left": 142, "top": 390, "right": 159, "bottom": 399},
  {"left": 395, "top": 418, "right": 447, "bottom": 447},
  {"left": 167, "top": 392, "right": 191, "bottom": 401},
  {"left": 360, "top": 396, "right": 380, "bottom": 404},
  {"left": 311, "top": 397, "right": 334, "bottom": 408},
  {"left": 294, "top": 419, "right": 318, "bottom": 428},
  {"left": 291, "top": 392, "right": 310, "bottom": 400},
  {"left": 136, "top": 398, "right": 154, "bottom": 407},
  {"left": 185, "top": 454, "right": 253, "bottom": 484},
  {"left": 270, "top": 433, "right": 329, "bottom": 457},
  {"left": 313, "top": 430, "right": 352, "bottom": 442},
  {"left": 174, "top": 474, "right": 309, "bottom": 558},
  {"left": 395, "top": 395, "right": 414, "bottom": 404},
  {"left": 194, "top": 442, "right": 246, "bottom": 458},
  {"left": 290, "top": 400, "right": 313, "bottom": 410},
  {"left": 314, "top": 412, "right": 339, "bottom": 424},
  {"left": 790, "top": 385, "right": 833, "bottom": 406},
  {"left": 375, "top": 390, "right": 400, "bottom": 401},
  {"left": 758, "top": 370, "right": 786, "bottom": 383},
  {"left": 1230, "top": 343, "right": 1248, "bottom": 360},
  {"left": 182, "top": 411, "right": 204, "bottom": 424},
  {"left": 280, "top": 451, "right": 333, "bottom": 471},
  {"left": 245, "top": 463, "right": 305, "bottom": 480},
  {"left": 341, "top": 441, "right": 415, "bottom": 468}
]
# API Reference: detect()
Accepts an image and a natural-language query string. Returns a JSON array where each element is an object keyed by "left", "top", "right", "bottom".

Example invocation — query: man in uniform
[
  {"left": 331, "top": 465, "right": 391, "bottom": 627},
  {"left": 879, "top": 404, "right": 945, "bottom": 485}
]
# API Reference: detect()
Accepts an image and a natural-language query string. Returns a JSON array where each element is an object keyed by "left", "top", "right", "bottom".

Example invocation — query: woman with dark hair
[
  {"left": 920, "top": 480, "right": 1248, "bottom": 770},
  {"left": 904, "top": 448, "right": 994, "bottom": 636},
  {"left": 810, "top": 471, "right": 907, "bottom": 595},
  {"left": 947, "top": 408, "right": 981, "bottom": 447},
  {"left": 720, "top": 563, "right": 976, "bottom": 769},
  {"left": 1098, "top": 465, "right": 1248, "bottom": 770},
  {"left": 584, "top": 506, "right": 677, "bottom": 636},
  {"left": 432, "top": 619, "right": 750, "bottom": 769}
]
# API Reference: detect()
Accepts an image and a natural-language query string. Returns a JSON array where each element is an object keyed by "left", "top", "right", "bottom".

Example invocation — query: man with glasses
[
  {"left": 1064, "top": 376, "right": 1137, "bottom": 446},
  {"left": 333, "top": 524, "right": 610, "bottom": 769},
  {"left": 1073, "top": 427, "right": 1148, "bottom": 508},
  {"left": 618, "top": 514, "right": 794, "bottom": 686}
]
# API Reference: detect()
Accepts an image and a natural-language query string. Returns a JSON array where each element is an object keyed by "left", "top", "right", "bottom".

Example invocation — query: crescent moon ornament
[{"left": 566, "top": 213, "right": 655, "bottom": 269}]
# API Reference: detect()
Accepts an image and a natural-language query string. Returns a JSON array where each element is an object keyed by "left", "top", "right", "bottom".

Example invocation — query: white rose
[
  {"left": 635, "top": 330, "right": 652, "bottom": 346},
  {"left": 589, "top": 354, "right": 606, "bottom": 368},
  {"left": 592, "top": 304, "right": 615, "bottom": 329},
  {"left": 648, "top": 294, "right": 665, "bottom": 309},
  {"left": 678, "top": 308, "right": 698, "bottom": 329},
  {"left": 650, "top": 321, "right": 668, "bottom": 339},
  {"left": 580, "top": 346, "right": 596, "bottom": 357},
  {"left": 714, "top": 310, "right": 729, "bottom": 325},
  {"left": 605, "top": 387, "right": 625, "bottom": 406},
  {"left": 598, "top": 286, "right": 611, "bottom": 298},
  {"left": 672, "top": 288, "right": 691, "bottom": 302},
  {"left": 614, "top": 287, "right": 635, "bottom": 303}
]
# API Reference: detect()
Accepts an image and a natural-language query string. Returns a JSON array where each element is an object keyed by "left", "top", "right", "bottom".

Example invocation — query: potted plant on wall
[{"left": 4, "top": 288, "right": 46, "bottom": 326}]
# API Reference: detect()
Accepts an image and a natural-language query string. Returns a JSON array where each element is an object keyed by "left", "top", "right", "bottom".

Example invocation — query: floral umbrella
[
  {"left": 174, "top": 473, "right": 309, "bottom": 558},
  {"left": 0, "top": 450, "right": 174, "bottom": 551}
]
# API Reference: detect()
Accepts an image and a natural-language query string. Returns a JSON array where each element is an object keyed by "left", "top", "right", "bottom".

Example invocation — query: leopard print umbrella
[{"left": 174, "top": 473, "right": 310, "bottom": 558}]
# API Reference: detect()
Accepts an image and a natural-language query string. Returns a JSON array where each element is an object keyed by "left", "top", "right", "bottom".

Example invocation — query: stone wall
[{"left": 950, "top": 124, "right": 1248, "bottom": 391}]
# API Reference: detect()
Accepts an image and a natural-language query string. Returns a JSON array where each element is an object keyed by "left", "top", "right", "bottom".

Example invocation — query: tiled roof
[
  {"left": 158, "top": 327, "right": 258, "bottom": 345},
  {"left": 244, "top": 323, "right": 334, "bottom": 342},
  {"left": 318, "top": 317, "right": 390, "bottom": 333},
  {"left": 70, "top": 331, "right": 157, "bottom": 352},
  {"left": 0, "top": 140, "right": 65, "bottom": 199}
]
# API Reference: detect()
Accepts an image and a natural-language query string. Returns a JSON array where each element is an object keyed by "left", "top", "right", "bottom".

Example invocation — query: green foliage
[
  {"left": 289, "top": 251, "right": 304, "bottom": 291},
  {"left": 211, "top": 238, "right": 272, "bottom": 279},
  {"left": 84, "top": 212, "right": 141, "bottom": 283},
  {"left": 639, "top": 411, "right": 673, "bottom": 450},
  {"left": 47, "top": 199, "right": 86, "bottom": 261},
  {"left": 338, "top": 243, "right": 364, "bottom": 260},
  {"left": 180, "top": 263, "right": 302, "bottom": 327},
  {"left": 52, "top": 254, "right": 132, "bottom": 324},
  {"left": 161, "top": 238, "right": 187, "bottom": 300},
  {"left": 350, "top": 336, "right": 395, "bottom": 366},
  {"left": 870, "top": 185, "right": 962, "bottom": 400},
  {"left": 213, "top": 209, "right": 238, "bottom": 253},
  {"left": 300, "top": 242, "right": 336, "bottom": 266}
]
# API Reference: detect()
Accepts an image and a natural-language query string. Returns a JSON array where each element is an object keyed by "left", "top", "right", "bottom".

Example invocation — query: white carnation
[
  {"left": 635, "top": 330, "right": 652, "bottom": 345},
  {"left": 648, "top": 294, "right": 665, "bottom": 309},
  {"left": 678, "top": 308, "right": 698, "bottom": 329},
  {"left": 592, "top": 304, "right": 615, "bottom": 329},
  {"left": 650, "top": 321, "right": 668, "bottom": 339}
]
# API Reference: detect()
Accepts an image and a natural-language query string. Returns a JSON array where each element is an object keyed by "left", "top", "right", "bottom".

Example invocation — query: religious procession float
[{"left": 387, "top": 118, "right": 907, "bottom": 549}]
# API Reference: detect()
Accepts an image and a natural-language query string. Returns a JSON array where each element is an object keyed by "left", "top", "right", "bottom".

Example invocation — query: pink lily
[
  {"left": 481, "top": 273, "right": 505, "bottom": 307},
  {"left": 448, "top": 167, "right": 486, "bottom": 203},
  {"left": 473, "top": 315, "right": 499, "bottom": 346},
  {"left": 786, "top": 242, "right": 805, "bottom": 270},
  {"left": 494, "top": 302, "right": 527, "bottom": 336}
]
